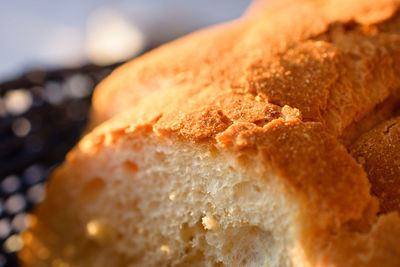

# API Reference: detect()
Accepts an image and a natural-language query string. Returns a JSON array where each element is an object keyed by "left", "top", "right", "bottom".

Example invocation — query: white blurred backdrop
[{"left": 0, "top": 0, "right": 253, "bottom": 82}]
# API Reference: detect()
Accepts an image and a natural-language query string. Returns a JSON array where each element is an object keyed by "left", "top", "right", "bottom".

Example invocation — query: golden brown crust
[
  {"left": 91, "top": 0, "right": 400, "bottom": 136},
  {"left": 220, "top": 119, "right": 374, "bottom": 231},
  {"left": 340, "top": 97, "right": 400, "bottom": 146},
  {"left": 351, "top": 117, "right": 400, "bottom": 214}
]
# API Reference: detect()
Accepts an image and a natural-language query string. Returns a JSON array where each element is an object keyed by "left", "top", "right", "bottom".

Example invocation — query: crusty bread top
[
  {"left": 91, "top": 0, "right": 400, "bottom": 136},
  {"left": 78, "top": 0, "right": 400, "bottom": 265}
]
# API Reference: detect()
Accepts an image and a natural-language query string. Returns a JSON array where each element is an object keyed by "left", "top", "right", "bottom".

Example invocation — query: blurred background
[
  {"left": 0, "top": 0, "right": 253, "bottom": 81},
  {"left": 0, "top": 1, "right": 253, "bottom": 266}
]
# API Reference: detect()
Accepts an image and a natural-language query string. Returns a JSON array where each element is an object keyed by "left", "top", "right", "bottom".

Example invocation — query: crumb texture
[{"left": 20, "top": 136, "right": 295, "bottom": 267}]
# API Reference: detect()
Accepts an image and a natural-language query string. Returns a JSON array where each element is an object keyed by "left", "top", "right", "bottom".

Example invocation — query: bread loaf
[{"left": 20, "top": 0, "right": 400, "bottom": 266}]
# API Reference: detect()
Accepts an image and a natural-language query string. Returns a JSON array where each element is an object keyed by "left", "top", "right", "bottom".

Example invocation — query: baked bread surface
[{"left": 21, "top": 0, "right": 400, "bottom": 266}]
